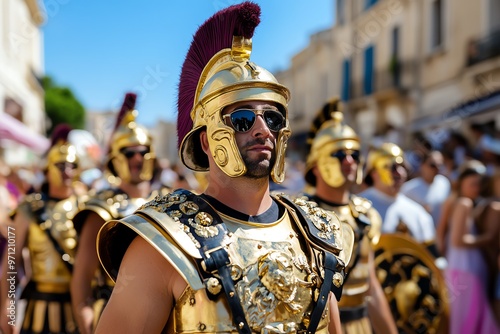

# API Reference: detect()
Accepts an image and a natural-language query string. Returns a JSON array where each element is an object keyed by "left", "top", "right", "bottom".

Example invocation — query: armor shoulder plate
[
  {"left": 97, "top": 191, "right": 205, "bottom": 291},
  {"left": 350, "top": 195, "right": 382, "bottom": 246},
  {"left": 14, "top": 192, "right": 46, "bottom": 221},
  {"left": 274, "top": 194, "right": 354, "bottom": 269},
  {"left": 73, "top": 189, "right": 124, "bottom": 231}
]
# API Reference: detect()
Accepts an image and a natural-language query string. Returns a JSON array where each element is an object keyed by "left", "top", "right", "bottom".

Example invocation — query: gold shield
[{"left": 374, "top": 234, "right": 449, "bottom": 334}]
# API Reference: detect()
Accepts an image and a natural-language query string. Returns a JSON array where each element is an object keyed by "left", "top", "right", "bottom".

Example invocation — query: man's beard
[{"left": 241, "top": 139, "right": 276, "bottom": 179}]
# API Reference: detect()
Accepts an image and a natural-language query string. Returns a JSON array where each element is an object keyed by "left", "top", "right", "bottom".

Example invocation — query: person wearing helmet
[
  {"left": 302, "top": 99, "right": 397, "bottom": 334},
  {"left": 70, "top": 93, "right": 167, "bottom": 334},
  {"left": 0, "top": 125, "right": 82, "bottom": 334},
  {"left": 360, "top": 143, "right": 439, "bottom": 256},
  {"left": 95, "top": 3, "right": 353, "bottom": 333}
]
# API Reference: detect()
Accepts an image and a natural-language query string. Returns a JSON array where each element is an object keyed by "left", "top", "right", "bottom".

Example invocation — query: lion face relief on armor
[
  {"left": 258, "top": 251, "right": 298, "bottom": 306},
  {"left": 234, "top": 247, "right": 314, "bottom": 333}
]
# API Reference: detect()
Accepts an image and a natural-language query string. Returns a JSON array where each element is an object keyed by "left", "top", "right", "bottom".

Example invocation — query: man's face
[
  {"left": 332, "top": 149, "right": 360, "bottom": 183},
  {"left": 222, "top": 101, "right": 285, "bottom": 179},
  {"left": 421, "top": 152, "right": 443, "bottom": 183},
  {"left": 48, "top": 161, "right": 78, "bottom": 187},
  {"left": 373, "top": 160, "right": 407, "bottom": 195},
  {"left": 120, "top": 145, "right": 150, "bottom": 184}
]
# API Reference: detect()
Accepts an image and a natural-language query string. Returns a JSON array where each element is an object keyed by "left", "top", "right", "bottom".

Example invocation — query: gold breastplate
[
  {"left": 98, "top": 190, "right": 353, "bottom": 333},
  {"left": 170, "top": 211, "right": 329, "bottom": 333},
  {"left": 24, "top": 195, "right": 79, "bottom": 292}
]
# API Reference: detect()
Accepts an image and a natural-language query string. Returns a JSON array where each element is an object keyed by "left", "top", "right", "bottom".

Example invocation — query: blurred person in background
[
  {"left": 0, "top": 124, "right": 83, "bottom": 334},
  {"left": 472, "top": 169, "right": 500, "bottom": 325},
  {"left": 359, "top": 143, "right": 449, "bottom": 333},
  {"left": 359, "top": 143, "right": 441, "bottom": 258},
  {"left": 404, "top": 133, "right": 433, "bottom": 179},
  {"left": 442, "top": 131, "right": 469, "bottom": 177},
  {"left": 444, "top": 160, "right": 500, "bottom": 334},
  {"left": 401, "top": 150, "right": 451, "bottom": 228},
  {"left": 70, "top": 93, "right": 168, "bottom": 334},
  {"left": 302, "top": 99, "right": 397, "bottom": 334}
]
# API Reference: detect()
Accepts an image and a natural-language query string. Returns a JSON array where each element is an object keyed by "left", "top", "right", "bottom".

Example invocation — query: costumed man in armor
[
  {"left": 305, "top": 99, "right": 397, "bottom": 333},
  {"left": 359, "top": 143, "right": 449, "bottom": 333},
  {"left": 302, "top": 99, "right": 397, "bottom": 334},
  {"left": 0, "top": 124, "right": 82, "bottom": 334},
  {"left": 70, "top": 92, "right": 164, "bottom": 334},
  {"left": 95, "top": 3, "right": 354, "bottom": 333}
]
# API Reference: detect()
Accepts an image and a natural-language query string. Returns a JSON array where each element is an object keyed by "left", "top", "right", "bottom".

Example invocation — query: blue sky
[{"left": 42, "top": 0, "right": 335, "bottom": 126}]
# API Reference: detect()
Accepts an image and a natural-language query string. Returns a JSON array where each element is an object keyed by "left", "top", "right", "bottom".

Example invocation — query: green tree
[{"left": 42, "top": 76, "right": 85, "bottom": 135}]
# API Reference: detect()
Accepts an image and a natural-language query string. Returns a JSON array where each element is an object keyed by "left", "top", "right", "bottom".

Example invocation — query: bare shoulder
[
  {"left": 488, "top": 200, "right": 500, "bottom": 212},
  {"left": 119, "top": 236, "right": 177, "bottom": 288},
  {"left": 455, "top": 196, "right": 474, "bottom": 209},
  {"left": 96, "top": 236, "right": 181, "bottom": 333}
]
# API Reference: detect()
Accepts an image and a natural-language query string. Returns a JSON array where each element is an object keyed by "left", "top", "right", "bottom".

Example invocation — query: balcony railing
[
  {"left": 467, "top": 29, "right": 500, "bottom": 66},
  {"left": 349, "top": 59, "right": 416, "bottom": 100}
]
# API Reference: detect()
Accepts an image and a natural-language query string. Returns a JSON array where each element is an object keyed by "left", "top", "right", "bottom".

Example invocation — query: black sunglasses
[
  {"left": 121, "top": 148, "right": 149, "bottom": 159},
  {"left": 332, "top": 150, "right": 360, "bottom": 162},
  {"left": 54, "top": 162, "right": 78, "bottom": 171},
  {"left": 223, "top": 109, "right": 286, "bottom": 133}
]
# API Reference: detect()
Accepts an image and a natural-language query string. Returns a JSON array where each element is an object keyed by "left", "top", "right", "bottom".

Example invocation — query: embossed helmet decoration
[
  {"left": 106, "top": 93, "right": 155, "bottom": 183},
  {"left": 177, "top": 1, "right": 291, "bottom": 183}
]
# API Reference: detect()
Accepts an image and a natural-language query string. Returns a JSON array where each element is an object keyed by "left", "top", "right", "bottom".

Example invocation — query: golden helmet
[
  {"left": 177, "top": 2, "right": 291, "bottom": 183},
  {"left": 105, "top": 93, "right": 155, "bottom": 183},
  {"left": 45, "top": 124, "right": 79, "bottom": 187},
  {"left": 364, "top": 142, "right": 405, "bottom": 186},
  {"left": 305, "top": 98, "right": 361, "bottom": 188}
]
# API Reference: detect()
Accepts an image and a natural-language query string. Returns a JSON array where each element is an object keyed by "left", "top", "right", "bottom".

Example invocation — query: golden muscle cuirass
[
  {"left": 19, "top": 194, "right": 80, "bottom": 293},
  {"left": 168, "top": 210, "right": 329, "bottom": 333},
  {"left": 98, "top": 191, "right": 354, "bottom": 334},
  {"left": 316, "top": 196, "right": 381, "bottom": 309}
]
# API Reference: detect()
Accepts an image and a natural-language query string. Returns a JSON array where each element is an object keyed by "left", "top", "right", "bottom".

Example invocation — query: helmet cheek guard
[
  {"left": 271, "top": 124, "right": 291, "bottom": 184},
  {"left": 375, "top": 159, "right": 395, "bottom": 187},
  {"left": 206, "top": 118, "right": 246, "bottom": 178},
  {"left": 318, "top": 155, "right": 345, "bottom": 188},
  {"left": 110, "top": 154, "right": 131, "bottom": 184}
]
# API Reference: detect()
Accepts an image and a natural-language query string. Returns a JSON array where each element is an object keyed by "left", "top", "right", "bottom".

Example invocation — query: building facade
[
  {"left": 276, "top": 0, "right": 500, "bottom": 157},
  {"left": 0, "top": 0, "right": 47, "bottom": 166}
]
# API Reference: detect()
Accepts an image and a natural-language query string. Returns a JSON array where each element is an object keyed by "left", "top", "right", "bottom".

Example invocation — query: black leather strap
[
  {"left": 340, "top": 305, "right": 368, "bottom": 322},
  {"left": 307, "top": 252, "right": 339, "bottom": 333},
  {"left": 202, "top": 247, "right": 251, "bottom": 334},
  {"left": 174, "top": 190, "right": 251, "bottom": 334}
]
